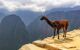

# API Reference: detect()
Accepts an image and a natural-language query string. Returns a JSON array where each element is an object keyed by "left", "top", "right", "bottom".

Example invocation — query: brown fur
[{"left": 40, "top": 16, "right": 69, "bottom": 39}]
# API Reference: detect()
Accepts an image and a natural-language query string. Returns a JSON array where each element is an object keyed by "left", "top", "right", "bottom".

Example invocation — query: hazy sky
[{"left": 0, "top": 0, "right": 80, "bottom": 12}]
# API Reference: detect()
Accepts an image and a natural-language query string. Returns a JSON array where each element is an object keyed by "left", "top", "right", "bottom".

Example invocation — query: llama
[{"left": 40, "top": 16, "right": 69, "bottom": 39}]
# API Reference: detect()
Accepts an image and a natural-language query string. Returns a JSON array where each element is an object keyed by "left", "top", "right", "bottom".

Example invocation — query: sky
[{"left": 0, "top": 0, "right": 80, "bottom": 12}]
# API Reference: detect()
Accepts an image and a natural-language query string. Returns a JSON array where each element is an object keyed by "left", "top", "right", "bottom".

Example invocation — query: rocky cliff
[{"left": 19, "top": 29, "right": 80, "bottom": 50}]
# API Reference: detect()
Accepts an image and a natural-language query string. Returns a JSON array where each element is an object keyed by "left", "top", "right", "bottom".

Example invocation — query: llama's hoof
[
  {"left": 63, "top": 35, "right": 64, "bottom": 37},
  {"left": 53, "top": 37, "right": 55, "bottom": 39},
  {"left": 58, "top": 37, "right": 59, "bottom": 39},
  {"left": 58, "top": 38, "right": 59, "bottom": 39}
]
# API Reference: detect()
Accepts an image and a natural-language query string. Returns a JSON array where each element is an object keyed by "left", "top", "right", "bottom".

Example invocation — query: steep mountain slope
[{"left": 0, "top": 14, "right": 29, "bottom": 50}]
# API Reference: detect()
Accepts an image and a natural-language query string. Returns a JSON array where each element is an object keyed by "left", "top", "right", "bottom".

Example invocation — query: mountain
[
  {"left": 0, "top": 9, "right": 42, "bottom": 26},
  {"left": 0, "top": 14, "right": 30, "bottom": 50},
  {"left": 27, "top": 9, "right": 80, "bottom": 40},
  {"left": 14, "top": 10, "right": 42, "bottom": 26},
  {"left": 45, "top": 6, "right": 80, "bottom": 15}
]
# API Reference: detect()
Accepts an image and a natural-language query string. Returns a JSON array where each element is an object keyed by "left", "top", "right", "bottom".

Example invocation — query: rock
[
  {"left": 32, "top": 40, "right": 47, "bottom": 48},
  {"left": 19, "top": 44, "right": 47, "bottom": 50},
  {"left": 32, "top": 40, "right": 66, "bottom": 50},
  {"left": 45, "top": 44, "right": 67, "bottom": 50},
  {"left": 62, "top": 43, "right": 76, "bottom": 49}
]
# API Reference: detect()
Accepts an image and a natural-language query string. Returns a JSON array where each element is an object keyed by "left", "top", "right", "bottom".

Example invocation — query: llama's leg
[
  {"left": 64, "top": 23, "right": 68, "bottom": 38},
  {"left": 53, "top": 28, "right": 56, "bottom": 38},
  {"left": 63, "top": 28, "right": 67, "bottom": 38},
  {"left": 64, "top": 29, "right": 67, "bottom": 38},
  {"left": 64, "top": 25, "right": 68, "bottom": 38},
  {"left": 63, "top": 28, "right": 65, "bottom": 37},
  {"left": 57, "top": 29, "right": 59, "bottom": 39}
]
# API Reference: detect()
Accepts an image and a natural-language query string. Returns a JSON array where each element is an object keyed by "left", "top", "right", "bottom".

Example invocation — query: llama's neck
[{"left": 44, "top": 18, "right": 53, "bottom": 27}]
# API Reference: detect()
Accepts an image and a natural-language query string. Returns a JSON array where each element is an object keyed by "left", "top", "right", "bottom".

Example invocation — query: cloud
[
  {"left": 0, "top": 0, "right": 20, "bottom": 11},
  {"left": 0, "top": 0, "right": 80, "bottom": 12}
]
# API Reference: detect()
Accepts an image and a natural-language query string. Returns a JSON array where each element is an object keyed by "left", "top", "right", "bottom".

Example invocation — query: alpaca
[{"left": 40, "top": 16, "right": 69, "bottom": 39}]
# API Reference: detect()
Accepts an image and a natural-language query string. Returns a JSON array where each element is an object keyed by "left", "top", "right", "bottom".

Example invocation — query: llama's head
[{"left": 40, "top": 16, "right": 47, "bottom": 20}]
